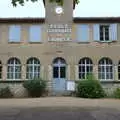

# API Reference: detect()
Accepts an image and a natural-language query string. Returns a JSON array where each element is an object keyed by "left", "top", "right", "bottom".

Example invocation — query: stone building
[{"left": 0, "top": 0, "right": 120, "bottom": 96}]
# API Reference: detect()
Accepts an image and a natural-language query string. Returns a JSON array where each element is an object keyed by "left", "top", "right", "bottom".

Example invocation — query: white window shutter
[
  {"left": 75, "top": 65, "right": 79, "bottom": 80},
  {"left": 29, "top": 25, "right": 42, "bottom": 42},
  {"left": 77, "top": 25, "right": 81, "bottom": 42},
  {"left": 109, "top": 24, "right": 117, "bottom": 41},
  {"left": 93, "top": 24, "right": 100, "bottom": 41},
  {"left": 9, "top": 25, "right": 21, "bottom": 42},
  {"left": 77, "top": 24, "right": 89, "bottom": 42}
]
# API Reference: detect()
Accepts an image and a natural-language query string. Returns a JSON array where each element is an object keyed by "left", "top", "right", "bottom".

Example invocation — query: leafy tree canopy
[{"left": 11, "top": 0, "right": 80, "bottom": 7}]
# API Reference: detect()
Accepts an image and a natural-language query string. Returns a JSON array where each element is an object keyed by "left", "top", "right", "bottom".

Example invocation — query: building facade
[{"left": 0, "top": 0, "right": 120, "bottom": 96}]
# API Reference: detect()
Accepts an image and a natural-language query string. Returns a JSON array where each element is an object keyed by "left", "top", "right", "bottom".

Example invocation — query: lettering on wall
[{"left": 47, "top": 24, "right": 72, "bottom": 41}]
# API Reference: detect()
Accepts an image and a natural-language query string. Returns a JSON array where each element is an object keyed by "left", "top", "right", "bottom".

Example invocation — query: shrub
[
  {"left": 23, "top": 78, "right": 47, "bottom": 97},
  {"left": 113, "top": 88, "right": 120, "bottom": 99},
  {"left": 0, "top": 86, "right": 13, "bottom": 98},
  {"left": 76, "top": 74, "right": 106, "bottom": 98}
]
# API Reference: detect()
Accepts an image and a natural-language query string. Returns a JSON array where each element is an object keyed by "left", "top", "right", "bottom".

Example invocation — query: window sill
[
  {"left": 48, "top": 40, "right": 72, "bottom": 42},
  {"left": 6, "top": 79, "right": 23, "bottom": 81},
  {"left": 100, "top": 80, "right": 120, "bottom": 83},
  {"left": 77, "top": 41, "right": 90, "bottom": 44},
  {"left": 0, "top": 80, "right": 25, "bottom": 83},
  {"left": 8, "top": 42, "right": 22, "bottom": 44},
  {"left": 94, "top": 40, "right": 117, "bottom": 43},
  {"left": 29, "top": 42, "right": 43, "bottom": 44}
]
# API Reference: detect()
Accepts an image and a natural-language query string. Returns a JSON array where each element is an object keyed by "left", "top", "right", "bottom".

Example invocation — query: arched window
[
  {"left": 53, "top": 57, "right": 66, "bottom": 79},
  {"left": 7, "top": 58, "right": 21, "bottom": 80},
  {"left": 98, "top": 58, "right": 113, "bottom": 80},
  {"left": 78, "top": 58, "right": 93, "bottom": 79},
  {"left": 0, "top": 61, "right": 2, "bottom": 79},
  {"left": 26, "top": 58, "right": 40, "bottom": 79},
  {"left": 118, "top": 61, "right": 120, "bottom": 80}
]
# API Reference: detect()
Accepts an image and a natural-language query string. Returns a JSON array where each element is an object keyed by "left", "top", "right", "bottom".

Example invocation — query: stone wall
[
  {"left": 0, "top": 83, "right": 28, "bottom": 98},
  {"left": 0, "top": 82, "right": 120, "bottom": 98}
]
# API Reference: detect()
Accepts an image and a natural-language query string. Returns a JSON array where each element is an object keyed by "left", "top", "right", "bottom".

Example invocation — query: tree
[{"left": 11, "top": 0, "right": 80, "bottom": 7}]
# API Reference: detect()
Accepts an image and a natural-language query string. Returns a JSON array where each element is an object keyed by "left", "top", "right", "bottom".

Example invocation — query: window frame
[
  {"left": 118, "top": 61, "right": 120, "bottom": 80},
  {"left": 26, "top": 58, "right": 40, "bottom": 79},
  {"left": 98, "top": 58, "right": 113, "bottom": 81},
  {"left": 0, "top": 61, "right": 2, "bottom": 79},
  {"left": 78, "top": 58, "right": 93, "bottom": 80},
  {"left": 53, "top": 58, "right": 66, "bottom": 79},
  {"left": 99, "top": 24, "right": 110, "bottom": 42},
  {"left": 77, "top": 24, "right": 89, "bottom": 43},
  {"left": 7, "top": 58, "right": 21, "bottom": 80}
]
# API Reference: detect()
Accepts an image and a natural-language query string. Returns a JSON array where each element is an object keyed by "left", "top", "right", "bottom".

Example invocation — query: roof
[{"left": 0, "top": 17, "right": 120, "bottom": 23}]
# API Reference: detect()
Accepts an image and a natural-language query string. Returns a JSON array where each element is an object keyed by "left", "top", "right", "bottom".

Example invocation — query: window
[
  {"left": 7, "top": 58, "right": 21, "bottom": 80},
  {"left": 100, "top": 25, "right": 109, "bottom": 41},
  {"left": 26, "top": 58, "right": 40, "bottom": 79},
  {"left": 77, "top": 24, "right": 89, "bottom": 42},
  {"left": 53, "top": 58, "right": 66, "bottom": 79},
  {"left": 93, "top": 24, "right": 117, "bottom": 42},
  {"left": 98, "top": 58, "right": 113, "bottom": 80},
  {"left": 78, "top": 58, "right": 93, "bottom": 79},
  {"left": 0, "top": 61, "right": 2, "bottom": 79},
  {"left": 9, "top": 25, "right": 21, "bottom": 42},
  {"left": 118, "top": 61, "right": 120, "bottom": 80},
  {"left": 29, "top": 25, "right": 42, "bottom": 42}
]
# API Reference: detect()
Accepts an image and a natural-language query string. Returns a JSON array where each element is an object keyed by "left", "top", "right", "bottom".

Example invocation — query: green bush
[
  {"left": 113, "top": 88, "right": 120, "bottom": 99},
  {"left": 23, "top": 78, "right": 47, "bottom": 97},
  {"left": 0, "top": 87, "right": 13, "bottom": 98},
  {"left": 76, "top": 74, "right": 106, "bottom": 98}
]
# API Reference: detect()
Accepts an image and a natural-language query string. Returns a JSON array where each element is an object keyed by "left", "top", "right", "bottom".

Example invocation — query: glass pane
[
  {"left": 118, "top": 66, "right": 120, "bottom": 79},
  {"left": 53, "top": 67, "right": 58, "bottom": 78},
  {"left": 79, "top": 73, "right": 82, "bottom": 79},
  {"left": 8, "top": 66, "right": 14, "bottom": 72},
  {"left": 15, "top": 66, "right": 21, "bottom": 72},
  {"left": 79, "top": 66, "right": 81, "bottom": 72},
  {"left": 26, "top": 73, "right": 29, "bottom": 79},
  {"left": 34, "top": 66, "right": 40, "bottom": 72},
  {"left": 34, "top": 59, "right": 40, "bottom": 64},
  {"left": 7, "top": 73, "right": 13, "bottom": 79},
  {"left": 29, "top": 73, "right": 33, "bottom": 79},
  {"left": 106, "top": 73, "right": 110, "bottom": 79},
  {"left": 101, "top": 72, "right": 105, "bottom": 79},
  {"left": 86, "top": 66, "right": 90, "bottom": 72},
  {"left": 82, "top": 73, "right": 85, "bottom": 79},
  {"left": 28, "top": 66, "right": 33, "bottom": 72},
  {"left": 81, "top": 66, "right": 85, "bottom": 72},
  {"left": 15, "top": 73, "right": 21, "bottom": 79},
  {"left": 60, "top": 67, "right": 66, "bottom": 78},
  {"left": 0, "top": 66, "right": 2, "bottom": 72},
  {"left": 34, "top": 73, "right": 40, "bottom": 79}
]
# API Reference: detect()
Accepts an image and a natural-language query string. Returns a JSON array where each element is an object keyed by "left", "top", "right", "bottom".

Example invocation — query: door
[{"left": 53, "top": 58, "right": 66, "bottom": 92}]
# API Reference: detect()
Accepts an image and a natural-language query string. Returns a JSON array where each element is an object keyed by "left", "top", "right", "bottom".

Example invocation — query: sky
[{"left": 0, "top": 0, "right": 120, "bottom": 18}]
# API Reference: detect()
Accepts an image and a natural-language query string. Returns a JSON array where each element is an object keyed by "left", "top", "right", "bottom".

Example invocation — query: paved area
[
  {"left": 0, "top": 97, "right": 120, "bottom": 120},
  {"left": 0, "top": 97, "right": 120, "bottom": 109}
]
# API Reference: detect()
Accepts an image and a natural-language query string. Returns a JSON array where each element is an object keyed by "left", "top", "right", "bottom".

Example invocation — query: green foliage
[
  {"left": 113, "top": 88, "right": 120, "bottom": 99},
  {"left": 76, "top": 74, "right": 106, "bottom": 98},
  {"left": 23, "top": 78, "right": 47, "bottom": 97},
  {"left": 11, "top": 0, "right": 80, "bottom": 6},
  {"left": 0, "top": 87, "right": 13, "bottom": 98}
]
